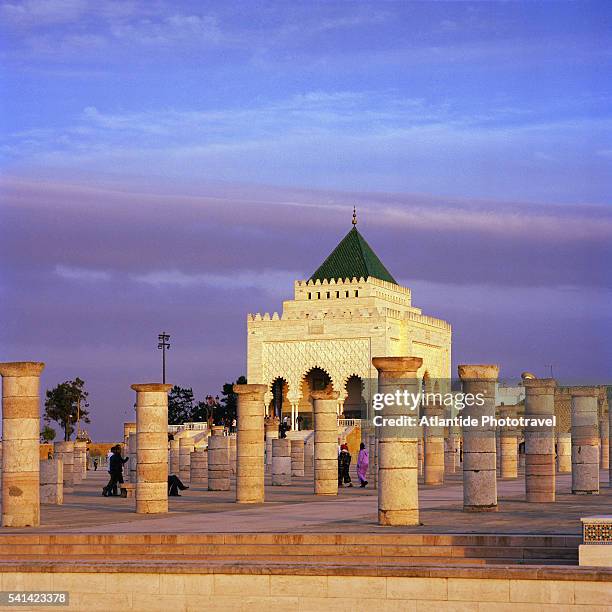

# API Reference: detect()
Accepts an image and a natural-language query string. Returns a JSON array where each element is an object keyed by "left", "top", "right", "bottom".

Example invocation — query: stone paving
[{"left": 1, "top": 469, "right": 609, "bottom": 535}]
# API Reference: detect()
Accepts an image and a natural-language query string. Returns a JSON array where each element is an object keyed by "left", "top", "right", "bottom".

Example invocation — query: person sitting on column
[
  {"left": 103, "top": 445, "right": 128, "bottom": 497},
  {"left": 168, "top": 474, "right": 189, "bottom": 497},
  {"left": 338, "top": 444, "right": 353, "bottom": 488}
]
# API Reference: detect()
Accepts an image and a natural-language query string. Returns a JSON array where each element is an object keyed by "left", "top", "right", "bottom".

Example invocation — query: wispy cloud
[{"left": 55, "top": 264, "right": 111, "bottom": 282}]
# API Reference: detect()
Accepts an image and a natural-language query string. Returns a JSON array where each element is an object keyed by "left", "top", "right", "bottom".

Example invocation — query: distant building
[{"left": 246, "top": 215, "right": 452, "bottom": 429}]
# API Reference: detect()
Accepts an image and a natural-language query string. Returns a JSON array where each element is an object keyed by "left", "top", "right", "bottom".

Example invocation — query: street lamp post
[{"left": 157, "top": 332, "right": 171, "bottom": 384}]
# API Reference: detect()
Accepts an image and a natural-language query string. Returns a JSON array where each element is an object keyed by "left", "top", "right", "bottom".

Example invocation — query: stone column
[
  {"left": 0, "top": 362, "right": 44, "bottom": 528},
  {"left": 304, "top": 437, "right": 314, "bottom": 476},
  {"left": 208, "top": 426, "right": 230, "bottom": 491},
  {"left": 444, "top": 428, "right": 460, "bottom": 475},
  {"left": 557, "top": 433, "right": 571, "bottom": 473},
  {"left": 264, "top": 417, "right": 279, "bottom": 472},
  {"left": 458, "top": 364, "right": 499, "bottom": 512},
  {"left": 123, "top": 421, "right": 136, "bottom": 444},
  {"left": 571, "top": 387, "right": 599, "bottom": 495},
  {"left": 291, "top": 439, "right": 305, "bottom": 477},
  {"left": 234, "top": 384, "right": 266, "bottom": 504},
  {"left": 523, "top": 377, "right": 556, "bottom": 503},
  {"left": 368, "top": 433, "right": 377, "bottom": 488},
  {"left": 272, "top": 438, "right": 291, "bottom": 485},
  {"left": 40, "top": 458, "right": 63, "bottom": 505},
  {"left": 128, "top": 433, "right": 137, "bottom": 483},
  {"left": 190, "top": 449, "right": 208, "bottom": 485},
  {"left": 499, "top": 406, "right": 518, "bottom": 479},
  {"left": 312, "top": 388, "right": 339, "bottom": 496},
  {"left": 179, "top": 437, "right": 194, "bottom": 484},
  {"left": 418, "top": 437, "right": 424, "bottom": 477},
  {"left": 73, "top": 440, "right": 87, "bottom": 484},
  {"left": 423, "top": 402, "right": 444, "bottom": 485},
  {"left": 132, "top": 383, "right": 171, "bottom": 514},
  {"left": 169, "top": 439, "right": 180, "bottom": 475},
  {"left": 608, "top": 387, "right": 612, "bottom": 488},
  {"left": 54, "top": 441, "right": 74, "bottom": 494},
  {"left": 599, "top": 414, "right": 609, "bottom": 470},
  {"left": 229, "top": 435, "right": 237, "bottom": 475},
  {"left": 373, "top": 357, "right": 422, "bottom": 526}
]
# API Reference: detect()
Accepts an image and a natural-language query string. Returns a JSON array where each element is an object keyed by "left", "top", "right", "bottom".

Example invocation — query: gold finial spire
[{"left": 352, "top": 206, "right": 357, "bottom": 226}]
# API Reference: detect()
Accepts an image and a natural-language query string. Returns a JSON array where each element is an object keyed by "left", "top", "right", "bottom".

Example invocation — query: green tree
[
  {"left": 44, "top": 378, "right": 90, "bottom": 441},
  {"left": 218, "top": 375, "right": 247, "bottom": 421},
  {"left": 40, "top": 424, "right": 56, "bottom": 443},
  {"left": 168, "top": 386, "right": 195, "bottom": 425}
]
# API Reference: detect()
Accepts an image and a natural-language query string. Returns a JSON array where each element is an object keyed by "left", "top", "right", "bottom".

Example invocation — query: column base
[
  {"left": 463, "top": 504, "right": 498, "bottom": 513},
  {"left": 378, "top": 510, "right": 420, "bottom": 526}
]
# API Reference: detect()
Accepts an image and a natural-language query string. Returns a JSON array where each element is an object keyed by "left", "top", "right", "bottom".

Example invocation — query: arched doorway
[
  {"left": 344, "top": 375, "right": 365, "bottom": 419},
  {"left": 269, "top": 377, "right": 288, "bottom": 420},
  {"left": 297, "top": 367, "right": 333, "bottom": 430}
]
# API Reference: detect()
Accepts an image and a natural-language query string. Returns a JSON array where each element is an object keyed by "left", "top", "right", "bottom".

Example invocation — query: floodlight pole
[{"left": 158, "top": 332, "right": 171, "bottom": 384}]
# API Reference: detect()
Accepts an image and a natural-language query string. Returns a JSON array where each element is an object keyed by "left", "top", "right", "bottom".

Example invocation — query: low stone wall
[{"left": 0, "top": 565, "right": 609, "bottom": 611}]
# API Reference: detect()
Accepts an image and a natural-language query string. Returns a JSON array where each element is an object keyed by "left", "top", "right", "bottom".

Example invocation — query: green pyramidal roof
[{"left": 310, "top": 227, "right": 397, "bottom": 284}]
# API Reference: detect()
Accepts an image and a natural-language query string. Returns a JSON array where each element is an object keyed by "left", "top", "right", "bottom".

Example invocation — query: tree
[
  {"left": 40, "top": 424, "right": 56, "bottom": 443},
  {"left": 218, "top": 375, "right": 247, "bottom": 421},
  {"left": 168, "top": 386, "right": 195, "bottom": 425},
  {"left": 44, "top": 378, "right": 90, "bottom": 441}
]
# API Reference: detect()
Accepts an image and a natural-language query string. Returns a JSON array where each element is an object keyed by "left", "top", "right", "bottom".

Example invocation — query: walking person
[
  {"left": 357, "top": 442, "right": 369, "bottom": 487},
  {"left": 103, "top": 445, "right": 128, "bottom": 497},
  {"left": 93, "top": 458, "right": 98, "bottom": 471},
  {"left": 338, "top": 444, "right": 353, "bottom": 487}
]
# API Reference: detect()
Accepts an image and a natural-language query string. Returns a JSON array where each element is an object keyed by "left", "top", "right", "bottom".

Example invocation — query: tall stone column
[
  {"left": 291, "top": 439, "right": 305, "bottom": 477},
  {"left": 208, "top": 426, "right": 230, "bottom": 491},
  {"left": 523, "top": 377, "right": 556, "bottom": 502},
  {"left": 458, "top": 364, "right": 499, "bottom": 512},
  {"left": 499, "top": 406, "right": 518, "bottom": 479},
  {"left": 272, "top": 438, "right": 291, "bottom": 485},
  {"left": 373, "top": 357, "right": 422, "bottom": 526},
  {"left": 190, "top": 449, "right": 208, "bottom": 485},
  {"left": 229, "top": 435, "right": 237, "bottom": 475},
  {"left": 54, "top": 441, "right": 74, "bottom": 494},
  {"left": 0, "top": 362, "right": 44, "bottom": 528},
  {"left": 571, "top": 387, "right": 599, "bottom": 495},
  {"left": 169, "top": 439, "right": 180, "bottom": 475},
  {"left": 234, "top": 384, "right": 265, "bottom": 504},
  {"left": 73, "top": 440, "right": 87, "bottom": 484},
  {"left": 599, "top": 414, "right": 609, "bottom": 470},
  {"left": 179, "top": 437, "right": 195, "bottom": 484},
  {"left": 128, "top": 433, "right": 137, "bottom": 483},
  {"left": 40, "top": 458, "right": 63, "bottom": 504},
  {"left": 608, "top": 387, "right": 612, "bottom": 488},
  {"left": 123, "top": 421, "right": 136, "bottom": 444},
  {"left": 132, "top": 383, "right": 171, "bottom": 514},
  {"left": 418, "top": 437, "right": 424, "bottom": 477},
  {"left": 444, "top": 427, "right": 460, "bottom": 474},
  {"left": 368, "top": 434, "right": 377, "bottom": 488},
  {"left": 423, "top": 402, "right": 444, "bottom": 485},
  {"left": 556, "top": 433, "right": 571, "bottom": 473},
  {"left": 312, "top": 388, "right": 339, "bottom": 496},
  {"left": 264, "top": 417, "right": 279, "bottom": 472}
]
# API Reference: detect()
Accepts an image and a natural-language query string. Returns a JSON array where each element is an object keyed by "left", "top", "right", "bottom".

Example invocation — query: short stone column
[
  {"left": 265, "top": 417, "right": 279, "bottom": 472},
  {"left": 234, "top": 384, "right": 266, "bottom": 504},
  {"left": 373, "top": 356, "right": 422, "bottom": 526},
  {"left": 40, "top": 458, "right": 63, "bottom": 504},
  {"left": 557, "top": 433, "right": 572, "bottom": 473},
  {"left": 128, "top": 433, "right": 137, "bottom": 483},
  {"left": 73, "top": 440, "right": 87, "bottom": 484},
  {"left": 54, "top": 441, "right": 74, "bottom": 494},
  {"left": 599, "top": 414, "right": 609, "bottom": 470},
  {"left": 123, "top": 421, "right": 136, "bottom": 444},
  {"left": 179, "top": 437, "right": 195, "bottom": 484},
  {"left": 272, "top": 438, "right": 291, "bottom": 485},
  {"left": 0, "top": 362, "right": 44, "bottom": 527},
  {"left": 571, "top": 388, "right": 600, "bottom": 495},
  {"left": 523, "top": 377, "right": 556, "bottom": 502},
  {"left": 423, "top": 403, "right": 444, "bottom": 485},
  {"left": 291, "top": 439, "right": 305, "bottom": 477},
  {"left": 169, "top": 439, "right": 180, "bottom": 475},
  {"left": 368, "top": 434, "right": 377, "bottom": 488},
  {"left": 190, "top": 449, "right": 208, "bottom": 485},
  {"left": 312, "top": 389, "right": 340, "bottom": 496},
  {"left": 208, "top": 426, "right": 230, "bottom": 491},
  {"left": 458, "top": 364, "right": 499, "bottom": 512},
  {"left": 132, "top": 383, "right": 172, "bottom": 514},
  {"left": 444, "top": 427, "right": 460, "bottom": 474},
  {"left": 499, "top": 407, "right": 518, "bottom": 479},
  {"left": 304, "top": 437, "right": 314, "bottom": 476}
]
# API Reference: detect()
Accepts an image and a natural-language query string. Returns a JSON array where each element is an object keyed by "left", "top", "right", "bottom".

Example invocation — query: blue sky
[{"left": 1, "top": 1, "right": 611, "bottom": 439}]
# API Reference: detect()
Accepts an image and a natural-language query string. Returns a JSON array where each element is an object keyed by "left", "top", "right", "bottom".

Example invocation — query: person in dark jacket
[
  {"left": 103, "top": 445, "right": 128, "bottom": 496},
  {"left": 338, "top": 444, "right": 353, "bottom": 487},
  {"left": 168, "top": 474, "right": 189, "bottom": 496}
]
